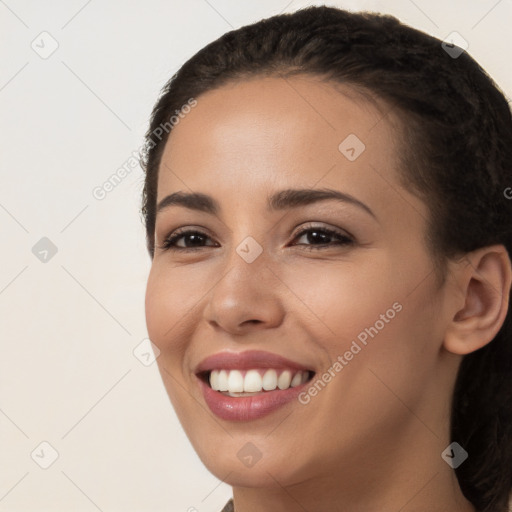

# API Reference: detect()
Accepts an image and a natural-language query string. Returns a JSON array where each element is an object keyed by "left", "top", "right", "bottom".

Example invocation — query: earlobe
[{"left": 444, "top": 245, "right": 512, "bottom": 355}]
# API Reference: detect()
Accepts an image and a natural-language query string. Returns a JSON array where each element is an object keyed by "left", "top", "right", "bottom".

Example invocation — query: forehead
[{"left": 156, "top": 75, "right": 408, "bottom": 211}]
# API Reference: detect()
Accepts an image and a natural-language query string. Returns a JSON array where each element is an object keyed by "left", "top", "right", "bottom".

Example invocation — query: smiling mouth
[{"left": 198, "top": 368, "right": 316, "bottom": 397}]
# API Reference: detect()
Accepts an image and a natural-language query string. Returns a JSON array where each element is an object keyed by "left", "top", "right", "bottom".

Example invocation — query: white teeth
[
  {"left": 218, "top": 370, "right": 229, "bottom": 391},
  {"left": 262, "top": 369, "right": 277, "bottom": 390},
  {"left": 277, "top": 370, "right": 292, "bottom": 390},
  {"left": 227, "top": 370, "right": 244, "bottom": 393},
  {"left": 208, "top": 369, "right": 311, "bottom": 394},
  {"left": 210, "top": 370, "right": 219, "bottom": 391},
  {"left": 290, "top": 372, "right": 302, "bottom": 387},
  {"left": 244, "top": 370, "right": 263, "bottom": 392}
]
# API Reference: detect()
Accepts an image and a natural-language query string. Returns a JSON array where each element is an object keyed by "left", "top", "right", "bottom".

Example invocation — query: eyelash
[{"left": 158, "top": 226, "right": 354, "bottom": 253}]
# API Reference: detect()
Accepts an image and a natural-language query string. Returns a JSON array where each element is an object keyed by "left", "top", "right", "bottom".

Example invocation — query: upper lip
[{"left": 194, "top": 350, "right": 314, "bottom": 374}]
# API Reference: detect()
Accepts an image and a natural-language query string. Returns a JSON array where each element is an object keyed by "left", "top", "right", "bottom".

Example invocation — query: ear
[{"left": 443, "top": 244, "right": 512, "bottom": 355}]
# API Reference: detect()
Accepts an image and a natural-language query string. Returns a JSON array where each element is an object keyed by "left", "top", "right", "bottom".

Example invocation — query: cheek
[
  {"left": 145, "top": 266, "right": 200, "bottom": 411},
  {"left": 329, "top": 283, "right": 441, "bottom": 423},
  {"left": 280, "top": 257, "right": 399, "bottom": 340},
  {"left": 145, "top": 268, "right": 173, "bottom": 345},
  {"left": 144, "top": 263, "right": 205, "bottom": 349},
  {"left": 287, "top": 253, "right": 439, "bottom": 379}
]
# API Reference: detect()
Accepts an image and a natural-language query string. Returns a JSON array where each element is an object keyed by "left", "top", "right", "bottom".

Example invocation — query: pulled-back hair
[{"left": 140, "top": 6, "right": 512, "bottom": 511}]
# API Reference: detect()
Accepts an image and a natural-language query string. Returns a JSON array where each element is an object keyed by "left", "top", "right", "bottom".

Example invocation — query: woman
[{"left": 141, "top": 6, "right": 512, "bottom": 511}]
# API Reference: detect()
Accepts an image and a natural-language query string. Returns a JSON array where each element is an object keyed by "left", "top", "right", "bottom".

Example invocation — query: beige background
[{"left": 1, "top": 0, "right": 511, "bottom": 510}]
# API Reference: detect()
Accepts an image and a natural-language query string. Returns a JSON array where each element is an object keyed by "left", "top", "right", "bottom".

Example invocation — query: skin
[{"left": 145, "top": 75, "right": 511, "bottom": 511}]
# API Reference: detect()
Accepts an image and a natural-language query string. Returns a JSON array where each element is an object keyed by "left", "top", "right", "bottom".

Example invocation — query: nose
[{"left": 202, "top": 245, "right": 286, "bottom": 336}]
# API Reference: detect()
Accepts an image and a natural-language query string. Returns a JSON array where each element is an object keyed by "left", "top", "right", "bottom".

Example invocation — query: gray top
[{"left": 220, "top": 498, "right": 234, "bottom": 512}]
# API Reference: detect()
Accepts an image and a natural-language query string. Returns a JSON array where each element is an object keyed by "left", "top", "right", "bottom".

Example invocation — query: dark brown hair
[{"left": 140, "top": 6, "right": 512, "bottom": 511}]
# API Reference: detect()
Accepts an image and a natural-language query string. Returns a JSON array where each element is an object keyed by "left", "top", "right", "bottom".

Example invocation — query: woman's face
[{"left": 145, "top": 76, "right": 455, "bottom": 487}]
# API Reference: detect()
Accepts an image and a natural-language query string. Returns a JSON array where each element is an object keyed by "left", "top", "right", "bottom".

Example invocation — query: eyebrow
[{"left": 156, "top": 188, "right": 376, "bottom": 219}]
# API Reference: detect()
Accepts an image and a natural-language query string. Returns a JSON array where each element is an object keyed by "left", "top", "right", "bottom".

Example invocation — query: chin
[{"left": 195, "top": 443, "right": 311, "bottom": 488}]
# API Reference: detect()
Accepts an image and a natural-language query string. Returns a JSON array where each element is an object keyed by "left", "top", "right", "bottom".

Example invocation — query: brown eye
[
  {"left": 159, "top": 229, "right": 218, "bottom": 252},
  {"left": 158, "top": 226, "right": 354, "bottom": 253},
  {"left": 291, "top": 227, "right": 354, "bottom": 250}
]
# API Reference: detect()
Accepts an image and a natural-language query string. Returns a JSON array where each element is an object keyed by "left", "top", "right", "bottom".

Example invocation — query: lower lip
[{"left": 197, "top": 376, "right": 311, "bottom": 422}]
